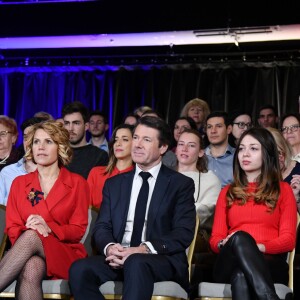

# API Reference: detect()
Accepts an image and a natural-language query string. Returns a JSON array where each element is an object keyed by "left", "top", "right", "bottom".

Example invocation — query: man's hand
[{"left": 106, "top": 244, "right": 149, "bottom": 268}]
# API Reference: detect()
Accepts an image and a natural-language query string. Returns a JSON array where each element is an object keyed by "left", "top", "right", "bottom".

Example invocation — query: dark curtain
[{"left": 1, "top": 61, "right": 300, "bottom": 145}]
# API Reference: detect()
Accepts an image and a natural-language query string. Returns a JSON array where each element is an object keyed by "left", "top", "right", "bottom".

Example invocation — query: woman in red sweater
[
  {"left": 210, "top": 127, "right": 297, "bottom": 300},
  {"left": 88, "top": 124, "right": 134, "bottom": 208}
]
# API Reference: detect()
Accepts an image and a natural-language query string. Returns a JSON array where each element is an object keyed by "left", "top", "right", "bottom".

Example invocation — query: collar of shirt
[
  {"left": 205, "top": 144, "right": 235, "bottom": 158},
  {"left": 134, "top": 162, "right": 162, "bottom": 181},
  {"left": 292, "top": 153, "right": 300, "bottom": 163}
]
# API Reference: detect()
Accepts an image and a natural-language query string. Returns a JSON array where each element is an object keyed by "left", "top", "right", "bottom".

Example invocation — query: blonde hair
[
  {"left": 266, "top": 127, "right": 293, "bottom": 171},
  {"left": 180, "top": 98, "right": 210, "bottom": 123},
  {"left": 25, "top": 120, "right": 72, "bottom": 167}
]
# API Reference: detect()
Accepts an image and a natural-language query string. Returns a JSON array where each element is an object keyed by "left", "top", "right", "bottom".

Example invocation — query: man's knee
[
  {"left": 69, "top": 258, "right": 92, "bottom": 283},
  {"left": 124, "top": 254, "right": 149, "bottom": 271}
]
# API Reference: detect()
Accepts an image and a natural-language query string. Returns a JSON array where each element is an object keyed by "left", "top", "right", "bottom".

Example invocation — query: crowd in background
[{"left": 0, "top": 98, "right": 300, "bottom": 300}]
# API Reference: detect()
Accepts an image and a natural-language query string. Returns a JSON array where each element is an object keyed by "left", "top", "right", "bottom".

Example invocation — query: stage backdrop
[{"left": 1, "top": 61, "right": 300, "bottom": 145}]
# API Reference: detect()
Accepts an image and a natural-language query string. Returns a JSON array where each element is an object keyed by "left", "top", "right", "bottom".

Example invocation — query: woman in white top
[{"left": 176, "top": 128, "right": 221, "bottom": 251}]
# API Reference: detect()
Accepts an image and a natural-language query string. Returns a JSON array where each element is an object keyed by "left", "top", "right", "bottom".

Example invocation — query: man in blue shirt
[
  {"left": 205, "top": 111, "right": 235, "bottom": 187},
  {"left": 88, "top": 110, "right": 109, "bottom": 153}
]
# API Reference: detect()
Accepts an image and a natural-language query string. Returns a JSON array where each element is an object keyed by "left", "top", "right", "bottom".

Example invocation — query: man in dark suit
[{"left": 69, "top": 116, "right": 196, "bottom": 300}]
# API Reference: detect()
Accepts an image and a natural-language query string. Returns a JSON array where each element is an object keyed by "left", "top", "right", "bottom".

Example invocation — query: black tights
[
  {"left": 0, "top": 230, "right": 46, "bottom": 300},
  {"left": 213, "top": 231, "right": 286, "bottom": 300}
]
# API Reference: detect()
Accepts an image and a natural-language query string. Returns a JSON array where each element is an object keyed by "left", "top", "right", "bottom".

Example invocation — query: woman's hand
[
  {"left": 26, "top": 214, "right": 51, "bottom": 237},
  {"left": 291, "top": 175, "right": 300, "bottom": 199}
]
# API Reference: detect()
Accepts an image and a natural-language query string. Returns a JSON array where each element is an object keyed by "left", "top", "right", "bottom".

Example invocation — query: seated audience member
[
  {"left": 62, "top": 101, "right": 108, "bottom": 179},
  {"left": 134, "top": 105, "right": 152, "bottom": 117},
  {"left": 0, "top": 115, "right": 22, "bottom": 171},
  {"left": 267, "top": 127, "right": 300, "bottom": 212},
  {"left": 172, "top": 116, "right": 197, "bottom": 152},
  {"left": 69, "top": 116, "right": 196, "bottom": 300},
  {"left": 33, "top": 111, "right": 54, "bottom": 121},
  {"left": 0, "top": 117, "right": 43, "bottom": 205},
  {"left": 229, "top": 110, "right": 253, "bottom": 146},
  {"left": 205, "top": 111, "right": 235, "bottom": 187},
  {"left": 210, "top": 127, "right": 297, "bottom": 300},
  {"left": 176, "top": 129, "right": 221, "bottom": 251},
  {"left": 0, "top": 121, "right": 89, "bottom": 298},
  {"left": 257, "top": 104, "right": 278, "bottom": 128},
  {"left": 180, "top": 98, "right": 210, "bottom": 135},
  {"left": 123, "top": 112, "right": 139, "bottom": 126},
  {"left": 88, "top": 110, "right": 109, "bottom": 153},
  {"left": 281, "top": 113, "right": 300, "bottom": 163},
  {"left": 88, "top": 124, "right": 134, "bottom": 208}
]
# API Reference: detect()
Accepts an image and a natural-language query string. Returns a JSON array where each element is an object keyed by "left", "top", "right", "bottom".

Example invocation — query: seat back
[
  {"left": 287, "top": 212, "right": 300, "bottom": 290},
  {"left": 0, "top": 204, "right": 7, "bottom": 259},
  {"left": 81, "top": 206, "right": 99, "bottom": 256},
  {"left": 187, "top": 215, "right": 200, "bottom": 280}
]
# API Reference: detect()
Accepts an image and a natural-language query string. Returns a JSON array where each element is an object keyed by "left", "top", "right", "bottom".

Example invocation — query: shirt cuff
[
  {"left": 104, "top": 242, "right": 116, "bottom": 256},
  {"left": 142, "top": 242, "right": 157, "bottom": 254}
]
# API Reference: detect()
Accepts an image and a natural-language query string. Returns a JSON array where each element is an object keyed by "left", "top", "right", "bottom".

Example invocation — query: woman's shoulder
[
  {"left": 88, "top": 166, "right": 107, "bottom": 177},
  {"left": 202, "top": 170, "right": 221, "bottom": 182}
]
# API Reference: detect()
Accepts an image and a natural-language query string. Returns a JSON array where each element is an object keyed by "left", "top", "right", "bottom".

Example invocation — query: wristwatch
[{"left": 217, "top": 239, "right": 224, "bottom": 249}]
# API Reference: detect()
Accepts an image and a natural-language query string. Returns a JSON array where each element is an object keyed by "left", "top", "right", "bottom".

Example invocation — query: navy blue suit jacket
[{"left": 92, "top": 164, "right": 196, "bottom": 290}]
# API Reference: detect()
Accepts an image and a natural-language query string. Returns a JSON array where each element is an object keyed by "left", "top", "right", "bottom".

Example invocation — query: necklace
[
  {"left": 195, "top": 172, "right": 201, "bottom": 203},
  {"left": 0, "top": 154, "right": 9, "bottom": 165}
]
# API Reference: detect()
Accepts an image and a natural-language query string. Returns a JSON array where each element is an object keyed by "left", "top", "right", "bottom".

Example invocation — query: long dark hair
[
  {"left": 227, "top": 127, "right": 282, "bottom": 211},
  {"left": 105, "top": 124, "right": 134, "bottom": 175}
]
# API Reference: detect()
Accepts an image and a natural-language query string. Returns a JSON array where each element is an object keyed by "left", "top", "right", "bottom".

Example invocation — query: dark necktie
[{"left": 130, "top": 171, "right": 151, "bottom": 247}]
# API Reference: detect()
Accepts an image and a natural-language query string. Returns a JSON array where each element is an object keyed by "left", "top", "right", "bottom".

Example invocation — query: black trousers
[
  {"left": 69, "top": 253, "right": 176, "bottom": 300},
  {"left": 213, "top": 231, "right": 288, "bottom": 300}
]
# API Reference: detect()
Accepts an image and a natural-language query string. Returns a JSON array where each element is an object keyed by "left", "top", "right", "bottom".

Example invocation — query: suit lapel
[
  {"left": 146, "top": 165, "right": 171, "bottom": 233},
  {"left": 116, "top": 171, "right": 134, "bottom": 241}
]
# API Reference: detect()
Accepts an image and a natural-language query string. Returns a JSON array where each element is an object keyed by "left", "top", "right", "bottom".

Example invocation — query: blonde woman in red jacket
[
  {"left": 210, "top": 127, "right": 297, "bottom": 300},
  {"left": 0, "top": 121, "right": 89, "bottom": 299}
]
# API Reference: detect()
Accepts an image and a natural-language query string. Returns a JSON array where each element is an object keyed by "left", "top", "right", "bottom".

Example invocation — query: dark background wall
[{"left": 0, "top": 0, "right": 300, "bottom": 145}]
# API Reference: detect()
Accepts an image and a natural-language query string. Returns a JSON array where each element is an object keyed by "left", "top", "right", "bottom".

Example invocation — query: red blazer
[
  {"left": 6, "top": 167, "right": 90, "bottom": 279},
  {"left": 87, "top": 165, "right": 134, "bottom": 208}
]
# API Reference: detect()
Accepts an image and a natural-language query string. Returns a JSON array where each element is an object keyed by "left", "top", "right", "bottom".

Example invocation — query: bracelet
[{"left": 217, "top": 239, "right": 224, "bottom": 249}]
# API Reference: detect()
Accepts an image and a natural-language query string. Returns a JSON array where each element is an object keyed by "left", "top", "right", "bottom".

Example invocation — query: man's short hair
[
  {"left": 206, "top": 111, "right": 231, "bottom": 127},
  {"left": 258, "top": 104, "right": 278, "bottom": 116},
  {"left": 21, "top": 117, "right": 45, "bottom": 132},
  {"left": 135, "top": 116, "right": 172, "bottom": 148},
  {"left": 89, "top": 110, "right": 108, "bottom": 124},
  {"left": 62, "top": 101, "right": 90, "bottom": 123}
]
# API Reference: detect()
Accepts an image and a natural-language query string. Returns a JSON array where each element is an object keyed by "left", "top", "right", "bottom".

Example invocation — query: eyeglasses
[
  {"left": 233, "top": 122, "right": 253, "bottom": 129},
  {"left": 0, "top": 131, "right": 12, "bottom": 137},
  {"left": 281, "top": 124, "right": 300, "bottom": 134}
]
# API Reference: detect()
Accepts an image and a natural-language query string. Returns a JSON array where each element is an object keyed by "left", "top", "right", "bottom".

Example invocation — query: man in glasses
[
  {"left": 229, "top": 110, "right": 253, "bottom": 146},
  {"left": 257, "top": 104, "right": 278, "bottom": 129}
]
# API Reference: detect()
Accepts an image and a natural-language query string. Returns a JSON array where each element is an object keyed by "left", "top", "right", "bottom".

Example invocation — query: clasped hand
[
  {"left": 106, "top": 243, "right": 148, "bottom": 269},
  {"left": 25, "top": 214, "right": 51, "bottom": 237}
]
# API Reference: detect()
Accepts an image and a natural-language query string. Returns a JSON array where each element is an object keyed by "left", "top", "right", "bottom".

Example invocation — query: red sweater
[
  {"left": 210, "top": 182, "right": 297, "bottom": 254},
  {"left": 87, "top": 165, "right": 134, "bottom": 208}
]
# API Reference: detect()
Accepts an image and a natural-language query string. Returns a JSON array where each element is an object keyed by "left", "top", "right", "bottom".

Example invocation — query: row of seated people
[{"left": 0, "top": 115, "right": 298, "bottom": 300}]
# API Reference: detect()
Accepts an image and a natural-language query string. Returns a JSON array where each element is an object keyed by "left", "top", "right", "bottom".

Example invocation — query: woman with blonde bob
[
  {"left": 210, "top": 127, "right": 297, "bottom": 300},
  {"left": 180, "top": 98, "right": 210, "bottom": 134},
  {"left": 1, "top": 120, "right": 90, "bottom": 300}
]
